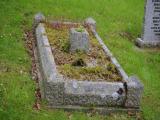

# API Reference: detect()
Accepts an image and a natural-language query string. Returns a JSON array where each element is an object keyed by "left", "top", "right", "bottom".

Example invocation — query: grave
[
  {"left": 136, "top": 0, "right": 160, "bottom": 47},
  {"left": 34, "top": 13, "right": 143, "bottom": 114}
]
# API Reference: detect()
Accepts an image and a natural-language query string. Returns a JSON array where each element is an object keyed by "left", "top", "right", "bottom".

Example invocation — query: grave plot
[
  {"left": 34, "top": 13, "right": 143, "bottom": 114},
  {"left": 45, "top": 23, "right": 122, "bottom": 82}
]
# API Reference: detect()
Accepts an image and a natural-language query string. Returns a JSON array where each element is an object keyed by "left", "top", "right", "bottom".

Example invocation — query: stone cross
[{"left": 136, "top": 0, "right": 160, "bottom": 47}]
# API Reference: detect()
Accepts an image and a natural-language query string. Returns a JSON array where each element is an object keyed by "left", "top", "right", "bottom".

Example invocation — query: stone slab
[
  {"left": 64, "top": 80, "right": 125, "bottom": 106},
  {"left": 36, "top": 23, "right": 58, "bottom": 82},
  {"left": 65, "top": 80, "right": 123, "bottom": 95}
]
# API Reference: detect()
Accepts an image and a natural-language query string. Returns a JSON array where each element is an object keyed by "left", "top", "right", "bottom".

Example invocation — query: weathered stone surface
[
  {"left": 125, "top": 76, "right": 144, "bottom": 108},
  {"left": 64, "top": 94, "right": 125, "bottom": 107},
  {"left": 64, "top": 81, "right": 125, "bottom": 107},
  {"left": 65, "top": 80, "right": 124, "bottom": 95},
  {"left": 70, "top": 28, "right": 89, "bottom": 52},
  {"left": 35, "top": 20, "right": 143, "bottom": 112},
  {"left": 84, "top": 17, "right": 96, "bottom": 30},
  {"left": 36, "top": 23, "right": 58, "bottom": 80},
  {"left": 34, "top": 13, "right": 45, "bottom": 28},
  {"left": 45, "top": 81, "right": 64, "bottom": 106},
  {"left": 36, "top": 23, "right": 64, "bottom": 105},
  {"left": 136, "top": 0, "right": 160, "bottom": 47}
]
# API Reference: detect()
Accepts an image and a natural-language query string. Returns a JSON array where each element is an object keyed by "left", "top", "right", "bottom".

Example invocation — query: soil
[{"left": 45, "top": 22, "right": 122, "bottom": 82}]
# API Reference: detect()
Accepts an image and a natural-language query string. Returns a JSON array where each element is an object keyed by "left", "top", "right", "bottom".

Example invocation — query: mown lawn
[{"left": 0, "top": 0, "right": 160, "bottom": 120}]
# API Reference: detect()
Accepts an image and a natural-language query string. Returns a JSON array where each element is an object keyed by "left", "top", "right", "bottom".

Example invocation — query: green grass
[{"left": 0, "top": 0, "right": 160, "bottom": 120}]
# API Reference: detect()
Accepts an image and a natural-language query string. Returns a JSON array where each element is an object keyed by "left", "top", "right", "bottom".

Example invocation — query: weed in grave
[
  {"left": 75, "top": 25, "right": 85, "bottom": 32},
  {"left": 72, "top": 58, "right": 86, "bottom": 67},
  {"left": 59, "top": 39, "right": 70, "bottom": 53}
]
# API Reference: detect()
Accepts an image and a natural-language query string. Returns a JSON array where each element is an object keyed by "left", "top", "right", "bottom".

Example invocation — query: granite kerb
[{"left": 34, "top": 16, "right": 143, "bottom": 110}]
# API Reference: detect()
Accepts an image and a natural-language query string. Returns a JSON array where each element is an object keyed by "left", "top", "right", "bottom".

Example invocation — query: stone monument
[
  {"left": 136, "top": 0, "right": 160, "bottom": 47},
  {"left": 69, "top": 28, "right": 89, "bottom": 52}
]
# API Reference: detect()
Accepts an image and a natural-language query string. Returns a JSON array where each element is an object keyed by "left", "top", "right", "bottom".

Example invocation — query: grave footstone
[
  {"left": 136, "top": 0, "right": 160, "bottom": 47},
  {"left": 69, "top": 28, "right": 89, "bottom": 53}
]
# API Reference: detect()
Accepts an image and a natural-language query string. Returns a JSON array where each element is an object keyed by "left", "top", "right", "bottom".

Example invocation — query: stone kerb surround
[{"left": 34, "top": 14, "right": 143, "bottom": 113}]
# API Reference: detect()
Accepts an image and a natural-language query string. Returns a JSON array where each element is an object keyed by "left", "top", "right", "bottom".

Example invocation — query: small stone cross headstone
[{"left": 136, "top": 0, "right": 160, "bottom": 47}]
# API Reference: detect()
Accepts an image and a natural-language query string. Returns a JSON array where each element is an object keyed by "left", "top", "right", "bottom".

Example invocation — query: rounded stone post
[
  {"left": 33, "top": 13, "right": 45, "bottom": 29},
  {"left": 125, "top": 76, "right": 144, "bottom": 108},
  {"left": 84, "top": 17, "right": 96, "bottom": 31}
]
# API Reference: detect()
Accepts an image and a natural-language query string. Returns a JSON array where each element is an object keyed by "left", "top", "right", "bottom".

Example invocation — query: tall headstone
[{"left": 136, "top": 0, "right": 160, "bottom": 47}]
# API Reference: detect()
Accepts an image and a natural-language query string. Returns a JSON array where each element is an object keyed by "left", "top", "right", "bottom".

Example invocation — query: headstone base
[{"left": 136, "top": 38, "right": 160, "bottom": 48}]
